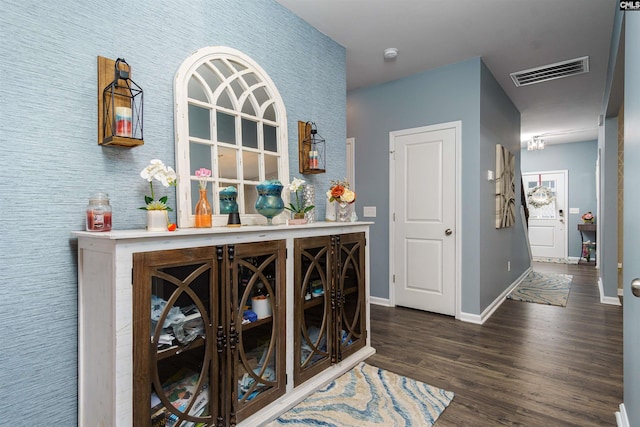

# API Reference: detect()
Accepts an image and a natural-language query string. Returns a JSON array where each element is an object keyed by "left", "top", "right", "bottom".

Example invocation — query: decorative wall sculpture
[{"left": 496, "top": 144, "right": 516, "bottom": 228}]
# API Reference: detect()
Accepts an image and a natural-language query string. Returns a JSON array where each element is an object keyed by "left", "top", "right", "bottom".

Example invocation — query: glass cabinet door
[
  {"left": 294, "top": 236, "right": 333, "bottom": 385},
  {"left": 133, "top": 247, "right": 218, "bottom": 427},
  {"left": 334, "top": 233, "right": 366, "bottom": 362},
  {"left": 230, "top": 240, "right": 286, "bottom": 422}
]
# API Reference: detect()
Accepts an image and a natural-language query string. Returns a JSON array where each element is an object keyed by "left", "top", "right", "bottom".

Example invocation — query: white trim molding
[
  {"left": 459, "top": 266, "right": 533, "bottom": 324},
  {"left": 599, "top": 277, "right": 622, "bottom": 306},
  {"left": 369, "top": 296, "right": 392, "bottom": 307},
  {"left": 616, "top": 403, "right": 629, "bottom": 427}
]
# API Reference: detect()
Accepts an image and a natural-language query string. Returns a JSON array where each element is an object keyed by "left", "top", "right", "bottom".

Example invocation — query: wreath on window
[{"left": 527, "top": 185, "right": 554, "bottom": 208}]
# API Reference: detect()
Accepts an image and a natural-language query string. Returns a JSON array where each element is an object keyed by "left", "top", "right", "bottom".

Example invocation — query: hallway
[{"left": 367, "top": 262, "right": 623, "bottom": 426}]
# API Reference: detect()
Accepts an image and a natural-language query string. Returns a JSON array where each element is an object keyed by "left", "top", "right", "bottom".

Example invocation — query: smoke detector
[{"left": 383, "top": 48, "right": 398, "bottom": 60}]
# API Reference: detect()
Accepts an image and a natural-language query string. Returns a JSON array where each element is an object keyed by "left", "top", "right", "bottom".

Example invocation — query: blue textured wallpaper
[{"left": 0, "top": 0, "right": 346, "bottom": 424}]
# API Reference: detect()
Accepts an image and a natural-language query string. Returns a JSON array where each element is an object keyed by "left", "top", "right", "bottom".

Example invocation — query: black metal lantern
[
  {"left": 299, "top": 121, "right": 326, "bottom": 174},
  {"left": 102, "top": 58, "right": 143, "bottom": 146}
]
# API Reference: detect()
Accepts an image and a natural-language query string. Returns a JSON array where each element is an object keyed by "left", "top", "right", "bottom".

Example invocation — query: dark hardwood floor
[{"left": 366, "top": 262, "right": 623, "bottom": 426}]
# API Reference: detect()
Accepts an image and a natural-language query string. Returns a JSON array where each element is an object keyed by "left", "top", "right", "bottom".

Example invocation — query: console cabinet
[{"left": 73, "top": 223, "right": 373, "bottom": 427}]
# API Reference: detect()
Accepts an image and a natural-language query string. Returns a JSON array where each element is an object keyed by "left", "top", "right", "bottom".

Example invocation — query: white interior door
[
  {"left": 390, "top": 123, "right": 457, "bottom": 316},
  {"left": 522, "top": 171, "right": 568, "bottom": 260}
]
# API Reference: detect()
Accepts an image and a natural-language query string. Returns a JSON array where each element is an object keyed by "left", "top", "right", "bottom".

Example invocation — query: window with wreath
[{"left": 174, "top": 46, "right": 289, "bottom": 227}]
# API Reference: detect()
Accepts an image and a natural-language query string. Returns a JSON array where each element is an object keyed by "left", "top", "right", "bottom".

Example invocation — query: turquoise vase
[
  {"left": 219, "top": 186, "right": 239, "bottom": 214},
  {"left": 255, "top": 180, "right": 285, "bottom": 225}
]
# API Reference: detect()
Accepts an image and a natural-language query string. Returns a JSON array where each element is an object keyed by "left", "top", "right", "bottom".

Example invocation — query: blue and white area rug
[
  {"left": 264, "top": 362, "right": 454, "bottom": 427},
  {"left": 507, "top": 270, "right": 573, "bottom": 307}
]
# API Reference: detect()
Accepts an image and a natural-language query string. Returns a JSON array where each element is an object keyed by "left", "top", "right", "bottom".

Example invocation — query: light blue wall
[
  {"left": 479, "top": 61, "right": 529, "bottom": 311},
  {"left": 521, "top": 140, "right": 598, "bottom": 258},
  {"left": 0, "top": 1, "right": 347, "bottom": 424},
  {"left": 347, "top": 57, "right": 528, "bottom": 315}
]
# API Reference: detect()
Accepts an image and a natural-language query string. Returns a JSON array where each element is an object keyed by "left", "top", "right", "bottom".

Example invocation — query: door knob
[
  {"left": 632, "top": 278, "right": 640, "bottom": 297},
  {"left": 445, "top": 229, "right": 453, "bottom": 236}
]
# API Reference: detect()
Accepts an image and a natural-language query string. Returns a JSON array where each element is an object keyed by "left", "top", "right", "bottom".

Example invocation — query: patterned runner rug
[
  {"left": 507, "top": 270, "right": 573, "bottom": 307},
  {"left": 264, "top": 362, "right": 454, "bottom": 427}
]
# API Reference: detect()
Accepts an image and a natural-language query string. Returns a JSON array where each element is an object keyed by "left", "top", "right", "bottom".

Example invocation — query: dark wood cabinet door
[
  {"left": 133, "top": 246, "right": 219, "bottom": 427},
  {"left": 334, "top": 232, "right": 367, "bottom": 362},
  {"left": 230, "top": 240, "right": 286, "bottom": 423},
  {"left": 293, "top": 235, "right": 333, "bottom": 385}
]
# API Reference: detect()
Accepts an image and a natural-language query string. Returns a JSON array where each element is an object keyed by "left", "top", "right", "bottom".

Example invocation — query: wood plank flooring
[{"left": 366, "top": 262, "right": 623, "bottom": 426}]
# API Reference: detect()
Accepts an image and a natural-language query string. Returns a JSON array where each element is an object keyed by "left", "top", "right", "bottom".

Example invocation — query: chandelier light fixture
[{"left": 527, "top": 137, "right": 545, "bottom": 151}]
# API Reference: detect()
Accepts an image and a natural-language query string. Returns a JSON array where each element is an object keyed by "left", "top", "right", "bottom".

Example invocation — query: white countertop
[{"left": 71, "top": 221, "right": 374, "bottom": 240}]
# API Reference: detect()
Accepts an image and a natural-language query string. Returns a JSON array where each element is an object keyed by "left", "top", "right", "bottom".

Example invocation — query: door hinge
[
  {"left": 393, "top": 212, "right": 396, "bottom": 221},
  {"left": 393, "top": 274, "right": 395, "bottom": 283}
]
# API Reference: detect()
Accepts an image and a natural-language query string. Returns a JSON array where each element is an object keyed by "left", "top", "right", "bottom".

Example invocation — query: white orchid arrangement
[
  {"left": 285, "top": 177, "right": 315, "bottom": 215},
  {"left": 139, "top": 159, "right": 177, "bottom": 211}
]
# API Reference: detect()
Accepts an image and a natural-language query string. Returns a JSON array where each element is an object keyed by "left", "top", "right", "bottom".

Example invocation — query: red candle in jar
[
  {"left": 86, "top": 210, "right": 112, "bottom": 231},
  {"left": 86, "top": 192, "right": 112, "bottom": 232}
]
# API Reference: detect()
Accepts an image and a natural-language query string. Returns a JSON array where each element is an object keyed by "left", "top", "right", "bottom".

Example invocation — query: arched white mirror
[{"left": 174, "top": 46, "right": 289, "bottom": 227}]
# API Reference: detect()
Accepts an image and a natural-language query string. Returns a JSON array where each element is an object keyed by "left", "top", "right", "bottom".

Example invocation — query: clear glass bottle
[{"left": 86, "top": 192, "right": 112, "bottom": 232}]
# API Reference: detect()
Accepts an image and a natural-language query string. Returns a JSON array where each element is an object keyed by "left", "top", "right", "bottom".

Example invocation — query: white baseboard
[
  {"left": 370, "top": 296, "right": 391, "bottom": 307},
  {"left": 599, "top": 277, "right": 622, "bottom": 306},
  {"left": 459, "top": 266, "right": 533, "bottom": 325},
  {"left": 567, "top": 256, "right": 580, "bottom": 264},
  {"left": 618, "top": 287, "right": 624, "bottom": 296},
  {"left": 616, "top": 403, "right": 629, "bottom": 427},
  {"left": 602, "top": 296, "right": 622, "bottom": 306},
  {"left": 458, "top": 311, "right": 482, "bottom": 324}
]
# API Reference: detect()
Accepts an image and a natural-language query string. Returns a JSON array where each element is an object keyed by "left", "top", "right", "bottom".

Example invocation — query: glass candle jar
[{"left": 86, "top": 192, "right": 112, "bottom": 231}]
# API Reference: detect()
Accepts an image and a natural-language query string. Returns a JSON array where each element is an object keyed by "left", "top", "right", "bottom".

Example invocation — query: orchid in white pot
[
  {"left": 139, "top": 159, "right": 177, "bottom": 211},
  {"left": 285, "top": 177, "right": 315, "bottom": 218}
]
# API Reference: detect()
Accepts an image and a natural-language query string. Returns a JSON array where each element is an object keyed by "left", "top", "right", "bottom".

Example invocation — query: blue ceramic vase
[
  {"left": 255, "top": 180, "right": 285, "bottom": 225},
  {"left": 219, "top": 186, "right": 239, "bottom": 214}
]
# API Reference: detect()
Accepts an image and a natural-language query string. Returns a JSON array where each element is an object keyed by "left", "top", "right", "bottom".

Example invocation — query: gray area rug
[{"left": 507, "top": 270, "right": 573, "bottom": 307}]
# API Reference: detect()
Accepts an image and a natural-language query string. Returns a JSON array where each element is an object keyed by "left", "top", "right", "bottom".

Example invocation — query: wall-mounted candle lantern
[
  {"left": 298, "top": 121, "right": 326, "bottom": 174},
  {"left": 98, "top": 56, "right": 144, "bottom": 147}
]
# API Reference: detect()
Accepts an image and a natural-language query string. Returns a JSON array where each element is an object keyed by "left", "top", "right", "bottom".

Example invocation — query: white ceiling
[{"left": 276, "top": 0, "right": 617, "bottom": 146}]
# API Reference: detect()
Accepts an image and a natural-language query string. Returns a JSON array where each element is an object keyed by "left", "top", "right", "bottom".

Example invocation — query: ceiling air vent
[{"left": 510, "top": 56, "right": 589, "bottom": 87}]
